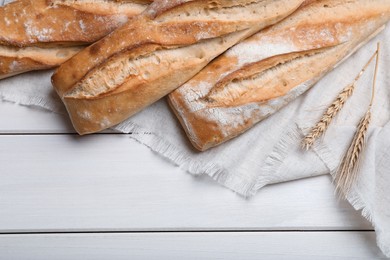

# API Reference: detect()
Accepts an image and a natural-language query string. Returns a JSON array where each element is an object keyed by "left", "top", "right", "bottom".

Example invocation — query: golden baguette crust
[
  {"left": 0, "top": 0, "right": 151, "bottom": 79},
  {"left": 0, "top": 45, "right": 83, "bottom": 79},
  {"left": 0, "top": 0, "right": 151, "bottom": 47},
  {"left": 52, "top": 0, "right": 306, "bottom": 135},
  {"left": 168, "top": 0, "right": 390, "bottom": 151}
]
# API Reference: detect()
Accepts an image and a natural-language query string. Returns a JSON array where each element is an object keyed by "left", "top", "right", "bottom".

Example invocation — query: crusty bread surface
[
  {"left": 52, "top": 0, "right": 306, "bottom": 135},
  {"left": 168, "top": 0, "right": 390, "bottom": 151},
  {"left": 0, "top": 0, "right": 151, "bottom": 79}
]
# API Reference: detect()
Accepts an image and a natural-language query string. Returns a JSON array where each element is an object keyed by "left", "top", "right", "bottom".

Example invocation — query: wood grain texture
[
  {"left": 0, "top": 101, "right": 117, "bottom": 133},
  {"left": 0, "top": 101, "right": 74, "bottom": 133},
  {"left": 0, "top": 99, "right": 379, "bottom": 258},
  {"left": 0, "top": 133, "right": 371, "bottom": 232},
  {"left": 0, "top": 232, "right": 385, "bottom": 259}
]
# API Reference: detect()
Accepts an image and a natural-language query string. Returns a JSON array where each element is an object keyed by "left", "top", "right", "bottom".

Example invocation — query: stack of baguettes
[
  {"left": 52, "top": 0, "right": 307, "bottom": 134},
  {"left": 0, "top": 0, "right": 152, "bottom": 79},
  {"left": 3, "top": 0, "right": 390, "bottom": 151},
  {"left": 169, "top": 0, "right": 390, "bottom": 150}
]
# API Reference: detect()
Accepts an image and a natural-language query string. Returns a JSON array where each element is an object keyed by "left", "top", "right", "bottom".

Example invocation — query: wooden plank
[
  {"left": 0, "top": 101, "right": 120, "bottom": 134},
  {"left": 0, "top": 101, "right": 74, "bottom": 133},
  {"left": 0, "top": 134, "right": 371, "bottom": 232},
  {"left": 0, "top": 232, "right": 385, "bottom": 259}
]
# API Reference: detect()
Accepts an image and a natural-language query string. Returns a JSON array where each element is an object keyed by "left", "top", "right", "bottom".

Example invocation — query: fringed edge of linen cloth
[
  {"left": 2, "top": 88, "right": 390, "bottom": 257},
  {"left": 0, "top": 83, "right": 266, "bottom": 197},
  {"left": 298, "top": 124, "right": 390, "bottom": 258},
  {"left": 311, "top": 128, "right": 376, "bottom": 222},
  {"left": 250, "top": 124, "right": 303, "bottom": 196},
  {"left": 374, "top": 142, "right": 390, "bottom": 257},
  {"left": 115, "top": 119, "right": 261, "bottom": 197},
  {"left": 0, "top": 91, "right": 254, "bottom": 196},
  {"left": 298, "top": 123, "right": 375, "bottom": 219},
  {"left": 0, "top": 88, "right": 65, "bottom": 114},
  {"left": 0, "top": 93, "right": 63, "bottom": 114}
]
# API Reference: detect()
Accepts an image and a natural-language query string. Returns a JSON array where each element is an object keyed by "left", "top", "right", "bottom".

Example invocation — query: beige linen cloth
[{"left": 1, "top": 0, "right": 390, "bottom": 257}]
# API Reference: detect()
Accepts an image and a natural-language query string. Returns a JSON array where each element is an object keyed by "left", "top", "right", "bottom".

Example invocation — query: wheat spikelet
[
  {"left": 302, "top": 50, "right": 379, "bottom": 150},
  {"left": 335, "top": 110, "right": 371, "bottom": 195},
  {"left": 302, "top": 83, "right": 355, "bottom": 150},
  {"left": 334, "top": 42, "right": 381, "bottom": 197}
]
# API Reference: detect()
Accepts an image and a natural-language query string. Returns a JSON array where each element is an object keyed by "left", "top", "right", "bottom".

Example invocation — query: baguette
[
  {"left": 168, "top": 0, "right": 390, "bottom": 151},
  {"left": 52, "top": 0, "right": 307, "bottom": 135},
  {"left": 0, "top": 0, "right": 152, "bottom": 79}
]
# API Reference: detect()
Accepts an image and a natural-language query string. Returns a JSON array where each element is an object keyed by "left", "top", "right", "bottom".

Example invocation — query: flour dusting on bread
[
  {"left": 168, "top": 0, "right": 390, "bottom": 151},
  {"left": 52, "top": 0, "right": 306, "bottom": 135},
  {"left": 0, "top": 0, "right": 151, "bottom": 79}
]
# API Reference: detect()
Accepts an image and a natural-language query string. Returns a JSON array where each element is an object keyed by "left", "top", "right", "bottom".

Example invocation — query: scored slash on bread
[
  {"left": 52, "top": 0, "right": 307, "bottom": 135},
  {"left": 0, "top": 0, "right": 152, "bottom": 79},
  {"left": 168, "top": 0, "right": 390, "bottom": 151}
]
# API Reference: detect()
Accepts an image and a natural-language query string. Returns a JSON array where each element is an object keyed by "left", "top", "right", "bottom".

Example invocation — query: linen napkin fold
[{"left": 1, "top": 0, "right": 390, "bottom": 256}]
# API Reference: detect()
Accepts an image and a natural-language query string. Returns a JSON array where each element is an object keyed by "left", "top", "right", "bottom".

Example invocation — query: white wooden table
[{"left": 0, "top": 100, "right": 386, "bottom": 259}]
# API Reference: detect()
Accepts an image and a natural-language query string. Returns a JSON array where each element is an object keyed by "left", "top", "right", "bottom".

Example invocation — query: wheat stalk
[
  {"left": 335, "top": 110, "right": 371, "bottom": 195},
  {"left": 302, "top": 51, "right": 378, "bottom": 150},
  {"left": 334, "top": 42, "right": 380, "bottom": 197},
  {"left": 302, "top": 83, "right": 355, "bottom": 150}
]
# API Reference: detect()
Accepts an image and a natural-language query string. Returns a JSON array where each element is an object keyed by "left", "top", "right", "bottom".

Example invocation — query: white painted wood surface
[
  {"left": 0, "top": 232, "right": 385, "bottom": 260},
  {"left": 0, "top": 100, "right": 383, "bottom": 258},
  {"left": 0, "top": 101, "right": 117, "bottom": 134},
  {"left": 0, "top": 134, "right": 371, "bottom": 232},
  {"left": 0, "top": 101, "right": 74, "bottom": 133}
]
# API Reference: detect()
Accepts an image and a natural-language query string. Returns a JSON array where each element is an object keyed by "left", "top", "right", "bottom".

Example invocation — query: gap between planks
[{"left": 0, "top": 230, "right": 375, "bottom": 236}]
